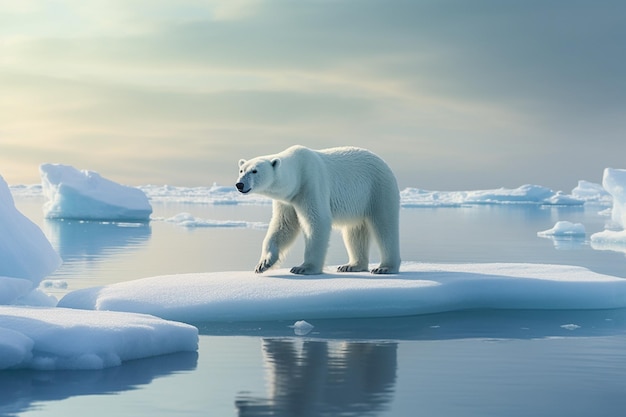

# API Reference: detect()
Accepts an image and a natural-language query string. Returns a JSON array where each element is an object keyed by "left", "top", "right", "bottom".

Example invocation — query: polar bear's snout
[{"left": 235, "top": 182, "right": 250, "bottom": 193}]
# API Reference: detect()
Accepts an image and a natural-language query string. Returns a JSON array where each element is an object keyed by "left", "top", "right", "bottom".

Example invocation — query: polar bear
[{"left": 235, "top": 145, "right": 401, "bottom": 275}]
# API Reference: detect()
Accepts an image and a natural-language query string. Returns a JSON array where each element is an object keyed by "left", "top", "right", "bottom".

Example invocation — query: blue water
[{"left": 5, "top": 198, "right": 626, "bottom": 417}]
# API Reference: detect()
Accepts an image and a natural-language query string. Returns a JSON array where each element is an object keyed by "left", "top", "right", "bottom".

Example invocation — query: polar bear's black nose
[{"left": 235, "top": 182, "right": 245, "bottom": 191}]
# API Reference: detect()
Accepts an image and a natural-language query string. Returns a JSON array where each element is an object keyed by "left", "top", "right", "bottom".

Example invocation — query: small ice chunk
[
  {"left": 560, "top": 324, "right": 581, "bottom": 331},
  {"left": 537, "top": 221, "right": 586, "bottom": 237},
  {"left": 289, "top": 320, "right": 314, "bottom": 336}
]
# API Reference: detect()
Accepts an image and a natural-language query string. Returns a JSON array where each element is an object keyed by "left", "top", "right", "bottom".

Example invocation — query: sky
[{"left": 1, "top": 0, "right": 625, "bottom": 191}]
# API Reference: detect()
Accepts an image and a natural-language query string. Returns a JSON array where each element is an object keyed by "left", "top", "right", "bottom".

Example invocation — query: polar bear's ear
[
  {"left": 239, "top": 159, "right": 246, "bottom": 167},
  {"left": 271, "top": 158, "right": 281, "bottom": 168}
]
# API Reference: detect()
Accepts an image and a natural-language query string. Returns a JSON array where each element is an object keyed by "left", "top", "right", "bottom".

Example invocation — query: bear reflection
[{"left": 236, "top": 339, "right": 397, "bottom": 416}]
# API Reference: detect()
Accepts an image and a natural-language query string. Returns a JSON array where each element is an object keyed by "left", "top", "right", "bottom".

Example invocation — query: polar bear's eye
[
  {"left": 239, "top": 169, "right": 243, "bottom": 173},
  {"left": 252, "top": 169, "right": 258, "bottom": 174}
]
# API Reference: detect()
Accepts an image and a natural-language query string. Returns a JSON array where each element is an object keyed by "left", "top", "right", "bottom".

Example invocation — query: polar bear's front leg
[
  {"left": 255, "top": 202, "right": 300, "bottom": 273},
  {"left": 290, "top": 210, "right": 332, "bottom": 275}
]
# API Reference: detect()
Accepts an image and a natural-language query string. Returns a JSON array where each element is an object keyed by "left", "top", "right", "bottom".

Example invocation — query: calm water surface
[{"left": 4, "top": 197, "right": 626, "bottom": 417}]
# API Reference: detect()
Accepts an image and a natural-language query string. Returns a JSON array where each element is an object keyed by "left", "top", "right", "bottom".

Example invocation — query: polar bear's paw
[
  {"left": 370, "top": 266, "right": 398, "bottom": 274},
  {"left": 255, "top": 259, "right": 275, "bottom": 273},
  {"left": 337, "top": 264, "right": 369, "bottom": 273},
  {"left": 290, "top": 264, "right": 323, "bottom": 275}
]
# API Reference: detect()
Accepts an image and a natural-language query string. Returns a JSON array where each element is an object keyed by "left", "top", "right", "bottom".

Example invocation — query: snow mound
[
  {"left": 537, "top": 221, "right": 586, "bottom": 237},
  {"left": 0, "top": 306, "right": 198, "bottom": 370},
  {"left": 0, "top": 175, "right": 62, "bottom": 300},
  {"left": 400, "top": 184, "right": 584, "bottom": 207},
  {"left": 571, "top": 180, "right": 612, "bottom": 205},
  {"left": 40, "top": 163, "right": 152, "bottom": 221},
  {"left": 591, "top": 168, "right": 626, "bottom": 246},
  {"left": 58, "top": 263, "right": 626, "bottom": 323}
]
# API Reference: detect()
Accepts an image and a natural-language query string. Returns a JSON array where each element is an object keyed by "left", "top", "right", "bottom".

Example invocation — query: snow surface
[
  {"left": 40, "top": 163, "right": 152, "bottom": 221},
  {"left": 591, "top": 168, "right": 626, "bottom": 246},
  {"left": 537, "top": 221, "right": 586, "bottom": 237},
  {"left": 0, "top": 306, "right": 198, "bottom": 370},
  {"left": 58, "top": 263, "right": 626, "bottom": 323},
  {"left": 0, "top": 175, "right": 61, "bottom": 304}
]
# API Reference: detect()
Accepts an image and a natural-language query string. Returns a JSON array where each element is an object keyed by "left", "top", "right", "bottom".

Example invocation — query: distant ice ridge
[
  {"left": 160, "top": 212, "right": 268, "bottom": 229},
  {"left": 40, "top": 164, "right": 152, "bottom": 221},
  {"left": 11, "top": 180, "right": 612, "bottom": 207},
  {"left": 591, "top": 168, "right": 626, "bottom": 248},
  {"left": 400, "top": 184, "right": 587, "bottom": 207},
  {"left": 59, "top": 263, "right": 626, "bottom": 323}
]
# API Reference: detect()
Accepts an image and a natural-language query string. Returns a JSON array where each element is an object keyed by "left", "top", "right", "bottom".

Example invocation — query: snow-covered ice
[
  {"left": 1, "top": 172, "right": 197, "bottom": 371},
  {"left": 537, "top": 221, "right": 586, "bottom": 238},
  {"left": 0, "top": 175, "right": 61, "bottom": 304},
  {"left": 591, "top": 168, "right": 626, "bottom": 247},
  {"left": 40, "top": 163, "right": 152, "bottom": 221},
  {"left": 58, "top": 263, "right": 626, "bottom": 323},
  {"left": 0, "top": 306, "right": 198, "bottom": 370}
]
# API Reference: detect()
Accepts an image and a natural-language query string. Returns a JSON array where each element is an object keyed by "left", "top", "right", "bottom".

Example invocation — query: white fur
[{"left": 236, "top": 145, "right": 401, "bottom": 275}]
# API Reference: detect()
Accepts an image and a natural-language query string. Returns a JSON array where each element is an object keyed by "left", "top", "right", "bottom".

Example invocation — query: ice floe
[
  {"left": 0, "top": 306, "right": 198, "bottom": 370},
  {"left": 58, "top": 263, "right": 626, "bottom": 323}
]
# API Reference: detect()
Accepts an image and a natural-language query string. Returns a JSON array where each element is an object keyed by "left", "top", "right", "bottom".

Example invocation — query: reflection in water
[
  {"left": 44, "top": 219, "right": 151, "bottom": 262},
  {"left": 236, "top": 339, "right": 397, "bottom": 417},
  {"left": 0, "top": 351, "right": 197, "bottom": 416}
]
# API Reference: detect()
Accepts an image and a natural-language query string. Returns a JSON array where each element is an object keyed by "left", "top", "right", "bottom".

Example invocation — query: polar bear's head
[{"left": 235, "top": 157, "right": 281, "bottom": 195}]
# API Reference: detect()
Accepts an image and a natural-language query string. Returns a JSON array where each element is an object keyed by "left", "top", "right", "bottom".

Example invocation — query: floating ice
[
  {"left": 161, "top": 212, "right": 267, "bottom": 229},
  {"left": 571, "top": 180, "right": 612, "bottom": 205},
  {"left": 400, "top": 184, "right": 584, "bottom": 207},
  {"left": 0, "top": 306, "right": 198, "bottom": 370},
  {"left": 59, "top": 263, "right": 626, "bottom": 323},
  {"left": 591, "top": 168, "right": 626, "bottom": 247},
  {"left": 0, "top": 175, "right": 62, "bottom": 302},
  {"left": 40, "top": 163, "right": 152, "bottom": 221},
  {"left": 560, "top": 324, "right": 581, "bottom": 331},
  {"left": 290, "top": 320, "right": 315, "bottom": 336},
  {"left": 537, "top": 221, "right": 586, "bottom": 237}
]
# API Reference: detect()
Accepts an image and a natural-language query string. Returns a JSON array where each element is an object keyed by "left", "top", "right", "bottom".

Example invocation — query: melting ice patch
[
  {"left": 40, "top": 163, "right": 152, "bottom": 221},
  {"left": 59, "top": 263, "right": 626, "bottom": 323}
]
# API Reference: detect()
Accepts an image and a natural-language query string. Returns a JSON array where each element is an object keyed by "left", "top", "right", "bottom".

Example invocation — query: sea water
[{"left": 4, "top": 197, "right": 626, "bottom": 417}]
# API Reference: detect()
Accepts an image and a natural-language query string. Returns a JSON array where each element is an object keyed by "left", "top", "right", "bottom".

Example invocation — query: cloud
[{"left": 1, "top": 0, "right": 626, "bottom": 189}]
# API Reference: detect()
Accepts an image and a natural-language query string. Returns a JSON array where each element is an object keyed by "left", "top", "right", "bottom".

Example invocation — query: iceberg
[
  {"left": 0, "top": 306, "right": 198, "bottom": 370},
  {"left": 591, "top": 168, "right": 626, "bottom": 247},
  {"left": 40, "top": 163, "right": 152, "bottom": 221},
  {"left": 58, "top": 263, "right": 626, "bottom": 323},
  {"left": 0, "top": 175, "right": 62, "bottom": 303}
]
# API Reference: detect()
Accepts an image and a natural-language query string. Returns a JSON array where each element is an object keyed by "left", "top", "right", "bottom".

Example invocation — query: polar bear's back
[{"left": 317, "top": 146, "right": 399, "bottom": 220}]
